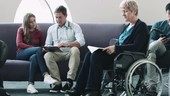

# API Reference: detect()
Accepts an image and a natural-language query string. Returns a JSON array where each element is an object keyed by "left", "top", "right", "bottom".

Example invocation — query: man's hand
[
  {"left": 103, "top": 45, "right": 115, "bottom": 55},
  {"left": 158, "top": 37, "right": 169, "bottom": 44},
  {"left": 57, "top": 42, "right": 70, "bottom": 47}
]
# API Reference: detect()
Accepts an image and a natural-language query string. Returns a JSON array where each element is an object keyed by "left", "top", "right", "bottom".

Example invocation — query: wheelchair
[{"left": 101, "top": 51, "right": 163, "bottom": 96}]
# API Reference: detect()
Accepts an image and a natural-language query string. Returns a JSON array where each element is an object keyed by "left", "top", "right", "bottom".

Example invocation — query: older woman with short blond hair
[{"left": 67, "top": 0, "right": 149, "bottom": 96}]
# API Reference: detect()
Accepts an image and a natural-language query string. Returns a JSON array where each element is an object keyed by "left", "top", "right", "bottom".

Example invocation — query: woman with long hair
[{"left": 16, "top": 13, "right": 56, "bottom": 94}]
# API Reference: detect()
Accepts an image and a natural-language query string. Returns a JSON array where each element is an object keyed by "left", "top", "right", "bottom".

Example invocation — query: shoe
[
  {"left": 146, "top": 84, "right": 157, "bottom": 96},
  {"left": 66, "top": 89, "right": 81, "bottom": 96},
  {"left": 49, "top": 84, "right": 62, "bottom": 93},
  {"left": 61, "top": 79, "right": 73, "bottom": 93},
  {"left": 44, "top": 74, "right": 57, "bottom": 84},
  {"left": 27, "top": 84, "right": 38, "bottom": 94},
  {"left": 0, "top": 88, "right": 10, "bottom": 96}
]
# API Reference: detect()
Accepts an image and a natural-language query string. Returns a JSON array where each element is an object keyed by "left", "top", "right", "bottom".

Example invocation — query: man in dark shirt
[
  {"left": 148, "top": 2, "right": 170, "bottom": 62},
  {"left": 147, "top": 2, "right": 170, "bottom": 96}
]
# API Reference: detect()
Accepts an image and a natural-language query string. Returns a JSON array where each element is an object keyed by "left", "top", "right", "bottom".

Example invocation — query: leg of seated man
[
  {"left": 147, "top": 40, "right": 166, "bottom": 95},
  {"left": 62, "top": 47, "right": 80, "bottom": 92},
  {"left": 147, "top": 40, "right": 166, "bottom": 80}
]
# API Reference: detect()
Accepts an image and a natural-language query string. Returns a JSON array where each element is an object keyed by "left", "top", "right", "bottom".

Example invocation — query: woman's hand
[
  {"left": 103, "top": 45, "right": 115, "bottom": 55},
  {"left": 42, "top": 47, "right": 47, "bottom": 52}
]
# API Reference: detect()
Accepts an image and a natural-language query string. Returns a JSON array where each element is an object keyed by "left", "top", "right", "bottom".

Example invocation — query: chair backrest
[{"left": 0, "top": 40, "right": 8, "bottom": 68}]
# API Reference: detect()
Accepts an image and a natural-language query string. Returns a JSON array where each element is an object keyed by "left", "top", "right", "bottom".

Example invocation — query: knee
[
  {"left": 44, "top": 52, "right": 54, "bottom": 61},
  {"left": 149, "top": 40, "right": 164, "bottom": 51},
  {"left": 91, "top": 52, "right": 100, "bottom": 59},
  {"left": 150, "top": 40, "right": 162, "bottom": 47},
  {"left": 154, "top": 40, "right": 162, "bottom": 45},
  {"left": 29, "top": 54, "right": 37, "bottom": 62},
  {"left": 85, "top": 51, "right": 91, "bottom": 57},
  {"left": 70, "top": 47, "right": 80, "bottom": 56},
  {"left": 35, "top": 47, "right": 42, "bottom": 53}
]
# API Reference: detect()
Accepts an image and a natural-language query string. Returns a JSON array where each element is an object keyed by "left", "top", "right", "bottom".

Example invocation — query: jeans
[
  {"left": 147, "top": 40, "right": 166, "bottom": 82},
  {"left": 75, "top": 50, "right": 115, "bottom": 93},
  {"left": 148, "top": 40, "right": 166, "bottom": 62},
  {"left": 16, "top": 47, "right": 48, "bottom": 83}
]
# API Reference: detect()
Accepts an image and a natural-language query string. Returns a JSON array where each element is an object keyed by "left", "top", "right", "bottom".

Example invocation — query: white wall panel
[{"left": 0, "top": 0, "right": 169, "bottom": 25}]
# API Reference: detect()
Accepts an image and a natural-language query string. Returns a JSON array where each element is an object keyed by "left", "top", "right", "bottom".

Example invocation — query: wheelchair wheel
[{"left": 125, "top": 59, "right": 163, "bottom": 96}]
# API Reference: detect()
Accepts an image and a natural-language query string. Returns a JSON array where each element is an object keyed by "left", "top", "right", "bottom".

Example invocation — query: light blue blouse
[{"left": 118, "top": 25, "right": 134, "bottom": 45}]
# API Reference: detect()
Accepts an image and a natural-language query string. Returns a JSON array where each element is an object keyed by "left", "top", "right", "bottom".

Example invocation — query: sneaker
[
  {"left": 61, "top": 79, "right": 73, "bottom": 93},
  {"left": 66, "top": 88, "right": 81, "bottom": 96},
  {"left": 44, "top": 74, "right": 57, "bottom": 84},
  {"left": 0, "top": 88, "right": 10, "bottom": 96},
  {"left": 49, "top": 84, "right": 62, "bottom": 93},
  {"left": 27, "top": 84, "right": 38, "bottom": 94}
]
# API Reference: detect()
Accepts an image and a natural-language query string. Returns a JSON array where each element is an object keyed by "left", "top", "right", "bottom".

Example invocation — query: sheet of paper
[{"left": 87, "top": 45, "right": 104, "bottom": 53}]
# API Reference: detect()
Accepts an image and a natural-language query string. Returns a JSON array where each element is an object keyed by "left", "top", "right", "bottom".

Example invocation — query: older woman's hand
[{"left": 103, "top": 45, "right": 115, "bottom": 55}]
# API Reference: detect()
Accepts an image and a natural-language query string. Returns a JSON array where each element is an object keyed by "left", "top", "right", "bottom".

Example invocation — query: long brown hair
[{"left": 22, "top": 13, "right": 37, "bottom": 44}]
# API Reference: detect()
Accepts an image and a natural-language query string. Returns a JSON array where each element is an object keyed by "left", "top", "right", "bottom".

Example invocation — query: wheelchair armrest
[{"left": 114, "top": 51, "right": 145, "bottom": 69}]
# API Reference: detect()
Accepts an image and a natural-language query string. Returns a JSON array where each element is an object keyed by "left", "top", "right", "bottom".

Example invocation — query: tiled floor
[
  {"left": 3, "top": 72, "right": 169, "bottom": 96},
  {"left": 4, "top": 81, "right": 65, "bottom": 96}
]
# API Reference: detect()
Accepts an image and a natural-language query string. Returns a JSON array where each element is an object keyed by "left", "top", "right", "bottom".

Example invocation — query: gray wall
[{"left": 0, "top": 0, "right": 169, "bottom": 25}]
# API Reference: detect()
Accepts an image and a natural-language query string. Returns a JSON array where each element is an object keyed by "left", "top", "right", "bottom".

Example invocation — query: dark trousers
[
  {"left": 16, "top": 47, "right": 48, "bottom": 83},
  {"left": 75, "top": 50, "right": 116, "bottom": 93}
]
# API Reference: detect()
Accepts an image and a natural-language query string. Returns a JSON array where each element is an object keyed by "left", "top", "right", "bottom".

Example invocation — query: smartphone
[{"left": 160, "top": 34, "right": 167, "bottom": 38}]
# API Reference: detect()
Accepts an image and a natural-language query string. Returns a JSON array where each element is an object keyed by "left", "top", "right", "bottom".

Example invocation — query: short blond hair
[{"left": 119, "top": 0, "right": 138, "bottom": 15}]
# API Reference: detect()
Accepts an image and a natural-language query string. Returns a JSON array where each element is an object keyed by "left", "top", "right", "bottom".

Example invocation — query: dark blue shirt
[{"left": 150, "top": 20, "right": 170, "bottom": 50}]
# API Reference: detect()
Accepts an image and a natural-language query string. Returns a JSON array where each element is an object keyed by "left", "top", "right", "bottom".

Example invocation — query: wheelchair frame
[{"left": 101, "top": 51, "right": 163, "bottom": 96}]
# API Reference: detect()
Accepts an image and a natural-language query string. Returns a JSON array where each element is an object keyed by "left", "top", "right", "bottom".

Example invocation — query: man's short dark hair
[
  {"left": 165, "top": 3, "right": 170, "bottom": 11},
  {"left": 54, "top": 5, "right": 67, "bottom": 16}
]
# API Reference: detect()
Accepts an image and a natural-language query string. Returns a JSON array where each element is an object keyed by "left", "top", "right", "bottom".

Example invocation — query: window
[{"left": 14, "top": 0, "right": 72, "bottom": 23}]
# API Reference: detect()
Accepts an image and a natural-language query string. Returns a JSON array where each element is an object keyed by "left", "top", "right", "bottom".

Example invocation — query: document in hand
[
  {"left": 87, "top": 46, "right": 104, "bottom": 53},
  {"left": 42, "top": 46, "right": 61, "bottom": 52}
]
